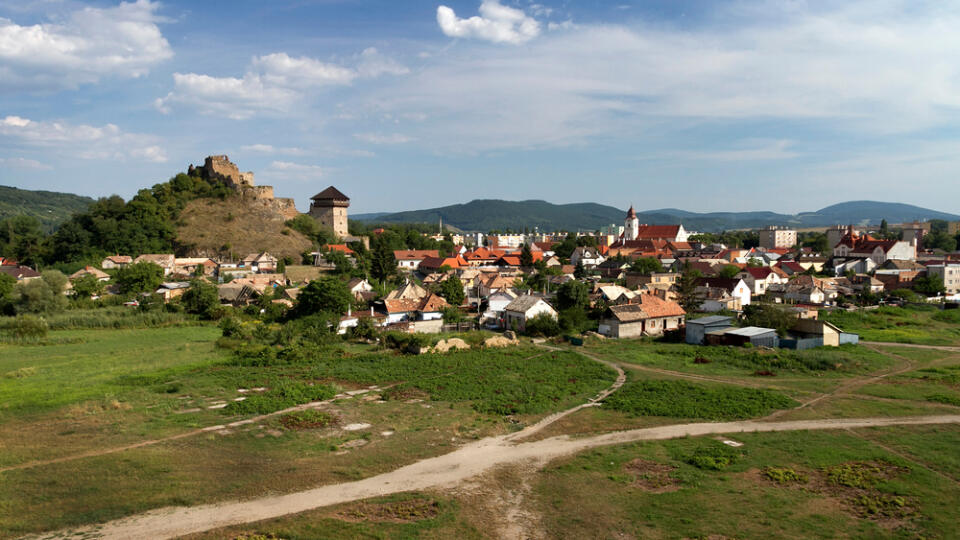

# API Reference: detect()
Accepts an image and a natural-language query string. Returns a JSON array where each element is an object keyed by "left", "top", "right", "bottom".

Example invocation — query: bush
[
  {"left": 763, "top": 466, "right": 808, "bottom": 484},
  {"left": 7, "top": 314, "right": 48, "bottom": 341},
  {"left": 525, "top": 312, "right": 560, "bottom": 337},
  {"left": 685, "top": 442, "right": 741, "bottom": 470}
]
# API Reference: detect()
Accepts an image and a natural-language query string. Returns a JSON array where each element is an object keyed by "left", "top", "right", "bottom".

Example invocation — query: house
[
  {"left": 383, "top": 293, "right": 450, "bottom": 324},
  {"left": 218, "top": 284, "right": 258, "bottom": 306},
  {"left": 478, "top": 274, "right": 516, "bottom": 297},
  {"left": 767, "top": 281, "right": 827, "bottom": 305},
  {"left": 385, "top": 280, "right": 429, "bottom": 301},
  {"left": 596, "top": 259, "right": 630, "bottom": 279},
  {"left": 926, "top": 264, "right": 960, "bottom": 295},
  {"left": 394, "top": 250, "right": 439, "bottom": 270},
  {"left": 737, "top": 267, "right": 786, "bottom": 296},
  {"left": 502, "top": 295, "right": 557, "bottom": 332},
  {"left": 155, "top": 282, "right": 191, "bottom": 301},
  {"left": 418, "top": 255, "right": 466, "bottom": 273},
  {"left": 174, "top": 258, "right": 217, "bottom": 277},
  {"left": 849, "top": 274, "right": 885, "bottom": 294},
  {"left": 696, "top": 287, "right": 742, "bottom": 312},
  {"left": 685, "top": 315, "right": 735, "bottom": 344},
  {"left": 625, "top": 272, "right": 676, "bottom": 291},
  {"left": 570, "top": 246, "right": 605, "bottom": 269},
  {"left": 101, "top": 255, "right": 132, "bottom": 269},
  {"left": 133, "top": 254, "right": 175, "bottom": 275},
  {"left": 597, "top": 285, "right": 638, "bottom": 305},
  {"left": 346, "top": 277, "right": 375, "bottom": 301},
  {"left": 241, "top": 252, "right": 278, "bottom": 273},
  {"left": 696, "top": 277, "right": 751, "bottom": 308},
  {"left": 69, "top": 266, "right": 110, "bottom": 282},
  {"left": 832, "top": 225, "right": 916, "bottom": 264},
  {"left": 597, "top": 295, "right": 686, "bottom": 338},
  {"left": 483, "top": 289, "right": 519, "bottom": 325},
  {"left": 0, "top": 265, "right": 41, "bottom": 282}
]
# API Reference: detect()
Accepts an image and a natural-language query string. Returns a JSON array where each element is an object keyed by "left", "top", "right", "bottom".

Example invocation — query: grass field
[
  {"left": 822, "top": 305, "right": 960, "bottom": 345},
  {"left": 2, "top": 316, "right": 959, "bottom": 538}
]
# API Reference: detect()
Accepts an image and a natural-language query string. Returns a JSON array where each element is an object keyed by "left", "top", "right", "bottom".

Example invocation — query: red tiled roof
[
  {"left": 324, "top": 244, "right": 355, "bottom": 254},
  {"left": 394, "top": 250, "right": 439, "bottom": 261}
]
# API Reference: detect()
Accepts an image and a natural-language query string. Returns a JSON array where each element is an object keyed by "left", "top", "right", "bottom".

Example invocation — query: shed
[
  {"left": 685, "top": 315, "right": 734, "bottom": 345},
  {"left": 724, "top": 326, "right": 779, "bottom": 348}
]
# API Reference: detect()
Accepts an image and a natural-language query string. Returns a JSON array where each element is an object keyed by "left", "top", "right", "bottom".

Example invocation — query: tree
[
  {"left": 439, "top": 275, "right": 466, "bottom": 306},
  {"left": 115, "top": 262, "right": 164, "bottom": 295},
  {"left": 180, "top": 280, "right": 221, "bottom": 319},
  {"left": 71, "top": 274, "right": 105, "bottom": 299},
  {"left": 442, "top": 306, "right": 465, "bottom": 324},
  {"left": 556, "top": 279, "right": 589, "bottom": 311},
  {"left": 675, "top": 262, "right": 703, "bottom": 312},
  {"left": 746, "top": 257, "right": 763, "bottom": 268},
  {"left": 717, "top": 265, "right": 741, "bottom": 279},
  {"left": 520, "top": 243, "right": 534, "bottom": 267},
  {"left": 630, "top": 257, "right": 662, "bottom": 275},
  {"left": 276, "top": 259, "right": 286, "bottom": 274},
  {"left": 913, "top": 275, "right": 946, "bottom": 296},
  {"left": 370, "top": 237, "right": 396, "bottom": 284},
  {"left": 291, "top": 276, "right": 353, "bottom": 318},
  {"left": 13, "top": 270, "right": 68, "bottom": 313},
  {"left": 742, "top": 303, "right": 793, "bottom": 336},
  {"left": 574, "top": 261, "right": 586, "bottom": 279}
]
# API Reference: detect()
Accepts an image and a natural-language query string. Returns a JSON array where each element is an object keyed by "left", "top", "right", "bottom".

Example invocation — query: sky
[{"left": 1, "top": 0, "right": 959, "bottom": 216}]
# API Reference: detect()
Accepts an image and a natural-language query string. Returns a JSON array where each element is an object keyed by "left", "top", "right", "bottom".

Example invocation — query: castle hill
[{"left": 1, "top": 2, "right": 959, "bottom": 539}]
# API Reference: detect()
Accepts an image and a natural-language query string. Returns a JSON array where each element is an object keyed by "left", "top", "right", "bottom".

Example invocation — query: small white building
[
  {"left": 502, "top": 295, "right": 557, "bottom": 332},
  {"left": 570, "top": 246, "right": 605, "bottom": 268}
]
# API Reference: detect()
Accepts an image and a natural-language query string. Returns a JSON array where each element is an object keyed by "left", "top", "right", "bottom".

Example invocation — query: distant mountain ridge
[
  {"left": 356, "top": 199, "right": 960, "bottom": 233},
  {"left": 0, "top": 185, "right": 95, "bottom": 231}
]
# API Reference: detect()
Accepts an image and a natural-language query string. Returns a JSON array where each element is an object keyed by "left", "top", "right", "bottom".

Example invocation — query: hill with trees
[
  {"left": 0, "top": 185, "right": 94, "bottom": 232},
  {"left": 357, "top": 199, "right": 959, "bottom": 232}
]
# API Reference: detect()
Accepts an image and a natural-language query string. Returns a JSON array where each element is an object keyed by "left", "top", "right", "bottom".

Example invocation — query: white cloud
[
  {"left": 0, "top": 114, "right": 167, "bottom": 162},
  {"left": 353, "top": 133, "right": 414, "bottom": 145},
  {"left": 437, "top": 0, "right": 541, "bottom": 44},
  {"left": 157, "top": 50, "right": 408, "bottom": 118},
  {"left": 357, "top": 1, "right": 960, "bottom": 153},
  {"left": 665, "top": 140, "right": 799, "bottom": 162},
  {"left": 0, "top": 0, "right": 172, "bottom": 91},
  {"left": 240, "top": 144, "right": 306, "bottom": 156},
  {"left": 0, "top": 156, "right": 52, "bottom": 170}
]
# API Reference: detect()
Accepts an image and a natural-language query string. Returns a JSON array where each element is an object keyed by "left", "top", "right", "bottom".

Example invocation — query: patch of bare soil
[
  {"left": 278, "top": 410, "right": 338, "bottom": 431},
  {"left": 333, "top": 498, "right": 440, "bottom": 523},
  {"left": 623, "top": 459, "right": 681, "bottom": 493},
  {"left": 382, "top": 385, "right": 430, "bottom": 402}
]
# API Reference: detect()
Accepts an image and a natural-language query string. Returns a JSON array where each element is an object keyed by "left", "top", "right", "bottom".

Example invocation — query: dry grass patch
[
  {"left": 333, "top": 497, "right": 441, "bottom": 523},
  {"left": 623, "top": 458, "right": 681, "bottom": 493},
  {"left": 278, "top": 410, "right": 337, "bottom": 431}
]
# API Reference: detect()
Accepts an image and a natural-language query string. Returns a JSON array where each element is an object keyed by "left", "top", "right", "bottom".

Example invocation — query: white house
[
  {"left": 394, "top": 250, "right": 439, "bottom": 270},
  {"left": 737, "top": 267, "right": 786, "bottom": 296},
  {"left": 483, "top": 289, "right": 519, "bottom": 325},
  {"left": 502, "top": 295, "right": 557, "bottom": 332},
  {"left": 570, "top": 246, "right": 605, "bottom": 268}
]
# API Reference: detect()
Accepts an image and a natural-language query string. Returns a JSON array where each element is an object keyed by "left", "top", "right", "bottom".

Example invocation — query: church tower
[{"left": 624, "top": 205, "right": 639, "bottom": 241}]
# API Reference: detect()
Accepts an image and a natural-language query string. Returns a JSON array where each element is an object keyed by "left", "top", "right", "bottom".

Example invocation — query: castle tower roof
[
  {"left": 626, "top": 205, "right": 637, "bottom": 219},
  {"left": 311, "top": 186, "right": 350, "bottom": 202}
]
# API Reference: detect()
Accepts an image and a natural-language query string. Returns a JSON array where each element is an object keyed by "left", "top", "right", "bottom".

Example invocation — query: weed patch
[
  {"left": 334, "top": 497, "right": 441, "bottom": 523},
  {"left": 684, "top": 441, "right": 742, "bottom": 470},
  {"left": 279, "top": 410, "right": 337, "bottom": 430},
  {"left": 224, "top": 381, "right": 337, "bottom": 415},
  {"left": 602, "top": 380, "right": 796, "bottom": 420},
  {"left": 762, "top": 466, "right": 808, "bottom": 484},
  {"left": 623, "top": 459, "right": 681, "bottom": 492}
]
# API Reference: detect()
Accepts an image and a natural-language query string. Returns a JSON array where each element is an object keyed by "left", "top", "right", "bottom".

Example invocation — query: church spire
[{"left": 626, "top": 204, "right": 636, "bottom": 219}]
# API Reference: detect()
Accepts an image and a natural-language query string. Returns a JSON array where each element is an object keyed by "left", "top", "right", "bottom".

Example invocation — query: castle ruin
[{"left": 193, "top": 155, "right": 299, "bottom": 220}]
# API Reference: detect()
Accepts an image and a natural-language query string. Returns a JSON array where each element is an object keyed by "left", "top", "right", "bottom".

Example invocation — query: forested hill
[
  {"left": 0, "top": 185, "right": 95, "bottom": 232},
  {"left": 357, "top": 199, "right": 959, "bottom": 232}
]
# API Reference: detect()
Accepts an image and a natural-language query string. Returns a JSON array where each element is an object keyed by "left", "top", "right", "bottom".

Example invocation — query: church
[{"left": 613, "top": 205, "right": 690, "bottom": 247}]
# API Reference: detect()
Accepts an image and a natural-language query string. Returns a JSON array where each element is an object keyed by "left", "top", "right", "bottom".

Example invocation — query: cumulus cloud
[
  {"left": 0, "top": 0, "right": 172, "bottom": 91},
  {"left": 263, "top": 160, "right": 324, "bottom": 181},
  {"left": 436, "top": 0, "right": 541, "bottom": 44},
  {"left": 157, "top": 50, "right": 408, "bottom": 118},
  {"left": 0, "top": 115, "right": 167, "bottom": 162},
  {"left": 359, "top": 1, "right": 960, "bottom": 153}
]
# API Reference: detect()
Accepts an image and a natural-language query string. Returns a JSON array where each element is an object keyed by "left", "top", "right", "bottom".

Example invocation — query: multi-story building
[
  {"left": 758, "top": 226, "right": 797, "bottom": 249},
  {"left": 927, "top": 264, "right": 960, "bottom": 295}
]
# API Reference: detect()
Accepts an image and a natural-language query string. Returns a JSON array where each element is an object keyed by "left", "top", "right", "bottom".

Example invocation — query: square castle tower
[{"left": 309, "top": 186, "right": 350, "bottom": 238}]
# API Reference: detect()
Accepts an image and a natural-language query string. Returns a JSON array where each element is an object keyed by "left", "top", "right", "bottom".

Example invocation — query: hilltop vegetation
[{"left": 0, "top": 185, "right": 94, "bottom": 232}]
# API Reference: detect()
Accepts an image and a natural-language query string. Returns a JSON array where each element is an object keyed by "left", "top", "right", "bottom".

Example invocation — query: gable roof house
[
  {"left": 597, "top": 294, "right": 686, "bottom": 338},
  {"left": 383, "top": 293, "right": 450, "bottom": 324},
  {"left": 737, "top": 267, "right": 786, "bottom": 296},
  {"left": 385, "top": 280, "right": 429, "bottom": 301},
  {"left": 133, "top": 254, "right": 176, "bottom": 276},
  {"left": 695, "top": 277, "right": 752, "bottom": 311},
  {"left": 832, "top": 225, "right": 917, "bottom": 266},
  {"left": 502, "top": 295, "right": 557, "bottom": 332},
  {"left": 241, "top": 252, "right": 278, "bottom": 273},
  {"left": 101, "top": 255, "right": 132, "bottom": 269},
  {"left": 0, "top": 265, "right": 41, "bottom": 282},
  {"left": 570, "top": 246, "right": 605, "bottom": 269},
  {"left": 394, "top": 250, "right": 440, "bottom": 270},
  {"left": 69, "top": 266, "right": 111, "bottom": 282}
]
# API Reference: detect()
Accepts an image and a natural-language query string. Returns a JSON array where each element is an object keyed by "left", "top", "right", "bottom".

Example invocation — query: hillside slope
[
  {"left": 0, "top": 185, "right": 95, "bottom": 231},
  {"left": 176, "top": 197, "right": 312, "bottom": 261}
]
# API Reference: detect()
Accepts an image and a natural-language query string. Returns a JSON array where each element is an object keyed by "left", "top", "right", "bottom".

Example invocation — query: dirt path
[
  {"left": 861, "top": 341, "right": 960, "bottom": 352},
  {"left": 33, "top": 414, "right": 960, "bottom": 540}
]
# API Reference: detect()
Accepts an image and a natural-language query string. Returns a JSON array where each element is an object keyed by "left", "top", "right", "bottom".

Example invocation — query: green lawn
[{"left": 822, "top": 305, "right": 960, "bottom": 345}]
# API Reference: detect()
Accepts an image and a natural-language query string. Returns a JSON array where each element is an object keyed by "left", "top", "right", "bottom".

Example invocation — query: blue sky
[{"left": 2, "top": 0, "right": 959, "bottom": 215}]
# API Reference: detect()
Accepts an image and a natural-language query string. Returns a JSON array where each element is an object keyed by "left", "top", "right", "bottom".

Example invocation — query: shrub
[
  {"left": 763, "top": 466, "right": 808, "bottom": 484},
  {"left": 685, "top": 442, "right": 740, "bottom": 470},
  {"left": 8, "top": 314, "right": 48, "bottom": 341},
  {"left": 525, "top": 312, "right": 560, "bottom": 337},
  {"left": 224, "top": 381, "right": 337, "bottom": 415}
]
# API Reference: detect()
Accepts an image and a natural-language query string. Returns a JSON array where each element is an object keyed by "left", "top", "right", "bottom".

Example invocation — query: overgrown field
[
  {"left": 822, "top": 305, "right": 960, "bottom": 345},
  {"left": 603, "top": 379, "right": 797, "bottom": 420},
  {"left": 532, "top": 425, "right": 960, "bottom": 539}
]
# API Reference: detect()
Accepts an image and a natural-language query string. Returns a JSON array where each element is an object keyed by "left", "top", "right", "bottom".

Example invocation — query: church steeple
[
  {"left": 626, "top": 204, "right": 636, "bottom": 219},
  {"left": 624, "top": 204, "right": 639, "bottom": 241}
]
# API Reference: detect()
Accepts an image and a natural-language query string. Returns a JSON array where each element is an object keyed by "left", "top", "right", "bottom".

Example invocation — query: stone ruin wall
[{"left": 197, "top": 155, "right": 300, "bottom": 221}]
